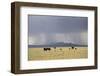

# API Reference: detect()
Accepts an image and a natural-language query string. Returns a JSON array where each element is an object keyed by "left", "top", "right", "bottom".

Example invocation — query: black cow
[
  {"left": 43, "top": 48, "right": 51, "bottom": 51},
  {"left": 71, "top": 47, "right": 74, "bottom": 49},
  {"left": 69, "top": 47, "right": 77, "bottom": 50}
]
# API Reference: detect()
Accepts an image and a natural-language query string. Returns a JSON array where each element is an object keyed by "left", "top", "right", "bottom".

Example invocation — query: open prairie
[{"left": 28, "top": 47, "right": 88, "bottom": 61}]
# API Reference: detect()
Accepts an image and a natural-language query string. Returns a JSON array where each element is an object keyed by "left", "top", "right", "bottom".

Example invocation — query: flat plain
[{"left": 28, "top": 47, "right": 88, "bottom": 61}]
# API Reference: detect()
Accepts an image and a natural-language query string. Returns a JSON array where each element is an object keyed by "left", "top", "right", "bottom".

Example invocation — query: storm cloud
[{"left": 28, "top": 15, "right": 88, "bottom": 45}]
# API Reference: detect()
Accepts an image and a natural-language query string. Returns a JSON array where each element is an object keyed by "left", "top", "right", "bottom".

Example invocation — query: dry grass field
[{"left": 28, "top": 47, "right": 88, "bottom": 61}]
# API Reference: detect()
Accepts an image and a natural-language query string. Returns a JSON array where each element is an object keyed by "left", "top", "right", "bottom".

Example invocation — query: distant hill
[{"left": 28, "top": 42, "right": 87, "bottom": 48}]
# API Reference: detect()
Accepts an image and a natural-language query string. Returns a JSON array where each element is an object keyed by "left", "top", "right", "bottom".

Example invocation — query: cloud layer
[
  {"left": 29, "top": 32, "right": 87, "bottom": 45},
  {"left": 28, "top": 15, "right": 88, "bottom": 45}
]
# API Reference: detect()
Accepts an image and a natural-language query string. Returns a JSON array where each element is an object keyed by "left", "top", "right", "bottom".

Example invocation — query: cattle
[
  {"left": 71, "top": 46, "right": 74, "bottom": 49},
  {"left": 43, "top": 48, "right": 51, "bottom": 51},
  {"left": 75, "top": 48, "right": 77, "bottom": 50},
  {"left": 69, "top": 47, "right": 77, "bottom": 50}
]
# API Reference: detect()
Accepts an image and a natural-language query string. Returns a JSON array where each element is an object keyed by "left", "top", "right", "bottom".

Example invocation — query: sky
[{"left": 28, "top": 15, "right": 88, "bottom": 45}]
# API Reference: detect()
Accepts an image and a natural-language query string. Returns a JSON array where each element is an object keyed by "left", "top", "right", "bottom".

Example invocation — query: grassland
[{"left": 28, "top": 47, "right": 88, "bottom": 61}]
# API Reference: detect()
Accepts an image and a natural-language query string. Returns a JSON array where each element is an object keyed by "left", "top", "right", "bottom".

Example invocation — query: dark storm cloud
[
  {"left": 28, "top": 15, "right": 88, "bottom": 35},
  {"left": 28, "top": 15, "right": 88, "bottom": 45}
]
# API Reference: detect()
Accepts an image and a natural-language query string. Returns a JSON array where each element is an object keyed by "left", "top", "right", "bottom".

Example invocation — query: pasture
[{"left": 28, "top": 47, "right": 88, "bottom": 61}]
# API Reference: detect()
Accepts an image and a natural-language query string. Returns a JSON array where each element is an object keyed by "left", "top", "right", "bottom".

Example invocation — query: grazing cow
[
  {"left": 69, "top": 47, "right": 77, "bottom": 50},
  {"left": 71, "top": 46, "right": 74, "bottom": 49},
  {"left": 43, "top": 48, "right": 51, "bottom": 51},
  {"left": 75, "top": 48, "right": 77, "bottom": 50}
]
